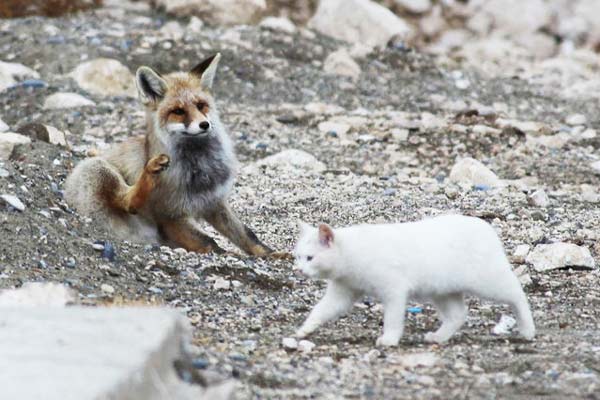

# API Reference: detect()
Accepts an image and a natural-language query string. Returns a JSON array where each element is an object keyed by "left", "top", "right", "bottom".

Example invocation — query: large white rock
[
  {"left": 449, "top": 158, "right": 501, "bottom": 188},
  {"left": 0, "top": 132, "right": 31, "bottom": 160},
  {"left": 526, "top": 243, "right": 596, "bottom": 272},
  {"left": 0, "top": 194, "right": 25, "bottom": 211},
  {"left": 69, "top": 58, "right": 136, "bottom": 97},
  {"left": 244, "top": 149, "right": 326, "bottom": 175},
  {"left": 43, "top": 92, "right": 96, "bottom": 109},
  {"left": 0, "top": 61, "right": 40, "bottom": 92},
  {"left": 472, "top": 0, "right": 551, "bottom": 35},
  {"left": 156, "top": 0, "right": 266, "bottom": 25},
  {"left": 308, "top": 0, "right": 412, "bottom": 48},
  {"left": 323, "top": 48, "right": 361, "bottom": 80},
  {"left": 0, "top": 307, "right": 235, "bottom": 399}
]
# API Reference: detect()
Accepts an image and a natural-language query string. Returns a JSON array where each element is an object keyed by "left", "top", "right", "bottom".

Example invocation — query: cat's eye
[
  {"left": 172, "top": 108, "right": 185, "bottom": 115},
  {"left": 306, "top": 256, "right": 313, "bottom": 261}
]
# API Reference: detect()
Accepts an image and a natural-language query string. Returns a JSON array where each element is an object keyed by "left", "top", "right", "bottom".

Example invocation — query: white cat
[{"left": 293, "top": 215, "right": 535, "bottom": 347}]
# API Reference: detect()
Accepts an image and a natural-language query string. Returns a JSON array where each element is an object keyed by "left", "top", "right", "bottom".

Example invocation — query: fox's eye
[
  {"left": 306, "top": 256, "right": 313, "bottom": 261},
  {"left": 196, "top": 102, "right": 207, "bottom": 111},
  {"left": 172, "top": 108, "right": 185, "bottom": 116}
]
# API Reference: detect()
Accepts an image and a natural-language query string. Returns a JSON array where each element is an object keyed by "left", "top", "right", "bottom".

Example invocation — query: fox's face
[{"left": 135, "top": 54, "right": 222, "bottom": 143}]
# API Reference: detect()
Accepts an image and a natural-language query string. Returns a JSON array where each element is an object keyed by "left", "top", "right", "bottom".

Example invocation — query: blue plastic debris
[
  {"left": 101, "top": 241, "right": 116, "bottom": 261},
  {"left": 19, "top": 79, "right": 47, "bottom": 89},
  {"left": 473, "top": 184, "right": 490, "bottom": 191},
  {"left": 407, "top": 307, "right": 422, "bottom": 314}
]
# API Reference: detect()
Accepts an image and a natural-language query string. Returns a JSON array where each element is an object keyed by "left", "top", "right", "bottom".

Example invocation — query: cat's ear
[{"left": 318, "top": 223, "right": 334, "bottom": 247}]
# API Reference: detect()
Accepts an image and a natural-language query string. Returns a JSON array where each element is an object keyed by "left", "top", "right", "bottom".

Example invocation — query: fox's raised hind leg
[
  {"left": 203, "top": 202, "right": 283, "bottom": 257},
  {"left": 159, "top": 218, "right": 225, "bottom": 254},
  {"left": 113, "top": 154, "right": 169, "bottom": 213}
]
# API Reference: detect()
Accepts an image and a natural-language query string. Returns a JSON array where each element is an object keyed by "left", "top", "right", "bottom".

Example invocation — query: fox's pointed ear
[
  {"left": 318, "top": 223, "right": 334, "bottom": 247},
  {"left": 190, "top": 53, "right": 221, "bottom": 90},
  {"left": 136, "top": 66, "right": 168, "bottom": 104}
]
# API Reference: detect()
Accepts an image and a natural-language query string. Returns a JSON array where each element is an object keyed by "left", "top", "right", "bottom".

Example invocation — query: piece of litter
[
  {"left": 492, "top": 315, "right": 516, "bottom": 335},
  {"left": 407, "top": 307, "right": 422, "bottom": 314}
]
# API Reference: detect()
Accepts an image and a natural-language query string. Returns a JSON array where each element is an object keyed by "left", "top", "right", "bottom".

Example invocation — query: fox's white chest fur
[{"left": 294, "top": 215, "right": 535, "bottom": 346}]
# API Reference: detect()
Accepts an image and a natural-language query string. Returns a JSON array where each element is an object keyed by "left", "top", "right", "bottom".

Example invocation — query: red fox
[{"left": 65, "top": 54, "right": 276, "bottom": 256}]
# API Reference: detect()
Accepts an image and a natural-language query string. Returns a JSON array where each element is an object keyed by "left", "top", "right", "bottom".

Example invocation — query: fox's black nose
[{"left": 199, "top": 121, "right": 210, "bottom": 131}]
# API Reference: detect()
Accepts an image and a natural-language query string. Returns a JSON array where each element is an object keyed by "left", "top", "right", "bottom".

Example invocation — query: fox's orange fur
[{"left": 65, "top": 54, "right": 275, "bottom": 256}]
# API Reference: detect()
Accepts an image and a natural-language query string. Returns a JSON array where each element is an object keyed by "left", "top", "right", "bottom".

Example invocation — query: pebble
[
  {"left": 92, "top": 242, "right": 105, "bottom": 251},
  {"left": 449, "top": 157, "right": 502, "bottom": 188},
  {"left": 0, "top": 194, "right": 25, "bottom": 211},
  {"left": 492, "top": 315, "right": 516, "bottom": 335},
  {"left": 100, "top": 284, "right": 115, "bottom": 294},
  {"left": 191, "top": 358, "right": 209, "bottom": 369},
  {"left": 323, "top": 48, "right": 361, "bottom": 80},
  {"left": 298, "top": 339, "right": 316, "bottom": 353},
  {"left": 43, "top": 92, "right": 96, "bottom": 110},
  {"left": 213, "top": 277, "right": 231, "bottom": 290},
  {"left": 0, "top": 118, "right": 8, "bottom": 132},
  {"left": 101, "top": 242, "right": 116, "bottom": 261},
  {"left": 282, "top": 337, "right": 298, "bottom": 350},
  {"left": 527, "top": 189, "right": 550, "bottom": 207},
  {"left": 565, "top": 114, "right": 587, "bottom": 126}
]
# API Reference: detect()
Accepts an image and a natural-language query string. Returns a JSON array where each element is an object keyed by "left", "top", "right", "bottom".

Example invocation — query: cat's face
[{"left": 294, "top": 222, "right": 337, "bottom": 279}]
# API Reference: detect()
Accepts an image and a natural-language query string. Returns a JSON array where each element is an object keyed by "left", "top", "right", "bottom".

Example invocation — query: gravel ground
[{"left": 1, "top": 2, "right": 600, "bottom": 399}]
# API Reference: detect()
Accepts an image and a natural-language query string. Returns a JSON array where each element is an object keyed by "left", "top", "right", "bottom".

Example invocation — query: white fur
[{"left": 293, "top": 215, "right": 535, "bottom": 347}]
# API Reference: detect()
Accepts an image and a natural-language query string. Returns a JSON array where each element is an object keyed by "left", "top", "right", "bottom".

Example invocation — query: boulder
[
  {"left": 69, "top": 58, "right": 136, "bottom": 97},
  {"left": 0, "top": 132, "right": 31, "bottom": 160},
  {"left": 526, "top": 243, "right": 595, "bottom": 272},
  {"left": 308, "top": 0, "right": 412, "bottom": 49},
  {"left": 155, "top": 0, "right": 266, "bottom": 25},
  {"left": 449, "top": 158, "right": 502, "bottom": 188}
]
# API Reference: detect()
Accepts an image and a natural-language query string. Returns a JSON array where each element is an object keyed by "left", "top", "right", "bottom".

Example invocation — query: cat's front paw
[{"left": 376, "top": 334, "right": 399, "bottom": 347}]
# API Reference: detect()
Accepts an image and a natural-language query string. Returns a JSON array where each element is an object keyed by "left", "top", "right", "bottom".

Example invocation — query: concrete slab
[{"left": 0, "top": 307, "right": 229, "bottom": 400}]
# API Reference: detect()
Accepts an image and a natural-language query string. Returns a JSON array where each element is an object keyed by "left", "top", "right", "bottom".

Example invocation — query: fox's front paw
[{"left": 147, "top": 154, "right": 170, "bottom": 174}]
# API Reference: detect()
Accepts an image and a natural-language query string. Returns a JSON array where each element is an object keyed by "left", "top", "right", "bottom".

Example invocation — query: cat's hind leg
[
  {"left": 296, "top": 282, "right": 358, "bottom": 338},
  {"left": 425, "top": 293, "right": 467, "bottom": 344}
]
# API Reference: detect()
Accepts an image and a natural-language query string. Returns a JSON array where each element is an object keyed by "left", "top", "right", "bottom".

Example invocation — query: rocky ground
[{"left": 1, "top": 1, "right": 600, "bottom": 399}]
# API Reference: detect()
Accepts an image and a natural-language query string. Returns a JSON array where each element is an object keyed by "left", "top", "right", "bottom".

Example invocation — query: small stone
[
  {"left": 213, "top": 277, "right": 231, "bottom": 290},
  {"left": 492, "top": 315, "right": 516, "bottom": 335},
  {"left": 394, "top": 0, "right": 431, "bottom": 14},
  {"left": 282, "top": 337, "right": 298, "bottom": 350},
  {"left": 566, "top": 114, "right": 587, "bottom": 126},
  {"left": 512, "top": 245, "right": 531, "bottom": 264},
  {"left": 364, "top": 349, "right": 381, "bottom": 363},
  {"left": 245, "top": 149, "right": 326, "bottom": 174},
  {"left": 92, "top": 242, "right": 105, "bottom": 251},
  {"left": 590, "top": 161, "right": 600, "bottom": 175},
  {"left": 318, "top": 121, "right": 350, "bottom": 136},
  {"left": 527, "top": 189, "right": 550, "bottom": 207},
  {"left": 526, "top": 243, "right": 596, "bottom": 271},
  {"left": 298, "top": 339, "right": 316, "bottom": 353},
  {"left": 449, "top": 158, "right": 502, "bottom": 188},
  {"left": 159, "top": 21, "right": 184, "bottom": 41},
  {"left": 100, "top": 284, "right": 115, "bottom": 294},
  {"left": 0, "top": 118, "right": 8, "bottom": 132},
  {"left": 65, "top": 257, "right": 76, "bottom": 269},
  {"left": 0, "top": 194, "right": 25, "bottom": 211},
  {"left": 383, "top": 188, "right": 396, "bottom": 196},
  {"left": 259, "top": 16, "right": 297, "bottom": 34},
  {"left": 323, "top": 48, "right": 361, "bottom": 80},
  {"left": 191, "top": 358, "right": 209, "bottom": 369},
  {"left": 43, "top": 92, "right": 96, "bottom": 110},
  {"left": 0, "top": 168, "right": 9, "bottom": 178}
]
